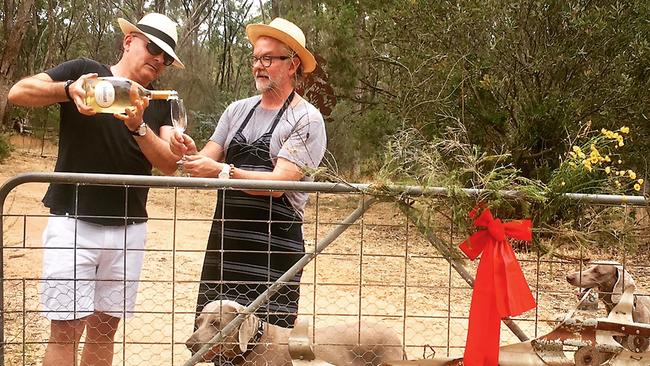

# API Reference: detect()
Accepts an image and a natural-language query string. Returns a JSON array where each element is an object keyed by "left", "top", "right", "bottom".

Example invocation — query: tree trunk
[
  {"left": 155, "top": 0, "right": 166, "bottom": 14},
  {"left": 271, "top": 0, "right": 280, "bottom": 18},
  {"left": 0, "top": 0, "right": 36, "bottom": 128}
]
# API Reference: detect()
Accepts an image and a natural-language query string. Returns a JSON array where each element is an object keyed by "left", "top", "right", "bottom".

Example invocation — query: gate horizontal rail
[{"left": 1, "top": 172, "right": 648, "bottom": 205}]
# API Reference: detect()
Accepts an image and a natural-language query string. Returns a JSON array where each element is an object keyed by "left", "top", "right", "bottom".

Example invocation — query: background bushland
[{"left": 1, "top": 0, "right": 649, "bottom": 185}]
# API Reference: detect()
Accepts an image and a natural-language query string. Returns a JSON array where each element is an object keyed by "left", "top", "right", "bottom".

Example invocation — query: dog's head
[
  {"left": 185, "top": 300, "right": 260, "bottom": 362},
  {"left": 566, "top": 261, "right": 636, "bottom": 304}
]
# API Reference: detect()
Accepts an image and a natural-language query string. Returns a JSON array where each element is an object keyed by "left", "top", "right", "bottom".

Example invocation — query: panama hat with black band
[
  {"left": 246, "top": 18, "right": 316, "bottom": 74},
  {"left": 118, "top": 13, "right": 185, "bottom": 69}
]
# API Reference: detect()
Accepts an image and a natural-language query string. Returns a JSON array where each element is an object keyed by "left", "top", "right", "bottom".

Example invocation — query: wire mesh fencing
[{"left": 1, "top": 173, "right": 649, "bottom": 365}]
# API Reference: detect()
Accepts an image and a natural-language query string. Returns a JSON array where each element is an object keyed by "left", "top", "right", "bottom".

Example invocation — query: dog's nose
[{"left": 185, "top": 339, "right": 199, "bottom": 354}]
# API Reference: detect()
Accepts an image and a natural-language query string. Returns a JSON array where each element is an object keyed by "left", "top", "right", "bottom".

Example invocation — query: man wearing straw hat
[
  {"left": 171, "top": 17, "right": 326, "bottom": 335},
  {"left": 8, "top": 13, "right": 183, "bottom": 366}
]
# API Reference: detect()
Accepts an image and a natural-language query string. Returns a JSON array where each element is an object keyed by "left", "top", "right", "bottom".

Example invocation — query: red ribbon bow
[{"left": 459, "top": 207, "right": 536, "bottom": 366}]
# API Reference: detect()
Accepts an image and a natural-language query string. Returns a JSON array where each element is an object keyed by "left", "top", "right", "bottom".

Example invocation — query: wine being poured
[{"left": 83, "top": 76, "right": 178, "bottom": 114}]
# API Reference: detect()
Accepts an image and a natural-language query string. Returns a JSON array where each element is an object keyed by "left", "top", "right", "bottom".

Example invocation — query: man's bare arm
[
  {"left": 8, "top": 73, "right": 67, "bottom": 107},
  {"left": 9, "top": 72, "right": 97, "bottom": 115}
]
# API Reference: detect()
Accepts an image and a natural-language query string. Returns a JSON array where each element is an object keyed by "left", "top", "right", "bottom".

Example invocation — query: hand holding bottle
[
  {"left": 67, "top": 73, "right": 99, "bottom": 116},
  {"left": 113, "top": 96, "right": 149, "bottom": 132}
]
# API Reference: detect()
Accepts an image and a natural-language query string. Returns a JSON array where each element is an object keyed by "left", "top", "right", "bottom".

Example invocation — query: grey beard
[
  {"left": 256, "top": 81, "right": 277, "bottom": 94},
  {"left": 255, "top": 73, "right": 281, "bottom": 94}
]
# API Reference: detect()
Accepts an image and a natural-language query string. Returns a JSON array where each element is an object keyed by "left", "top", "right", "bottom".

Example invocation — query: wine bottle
[{"left": 83, "top": 76, "right": 178, "bottom": 114}]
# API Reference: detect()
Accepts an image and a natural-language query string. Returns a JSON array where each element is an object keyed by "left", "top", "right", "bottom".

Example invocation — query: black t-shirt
[{"left": 43, "top": 57, "right": 172, "bottom": 225}]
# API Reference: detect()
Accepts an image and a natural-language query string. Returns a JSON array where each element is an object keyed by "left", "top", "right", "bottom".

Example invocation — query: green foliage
[
  {"left": 538, "top": 125, "right": 644, "bottom": 234},
  {"left": 377, "top": 121, "right": 645, "bottom": 255},
  {"left": 188, "top": 110, "right": 219, "bottom": 149},
  {"left": 0, "top": 133, "right": 14, "bottom": 162},
  {"left": 5, "top": 0, "right": 650, "bottom": 182},
  {"left": 279, "top": 0, "right": 650, "bottom": 181},
  {"left": 378, "top": 125, "right": 547, "bottom": 224}
]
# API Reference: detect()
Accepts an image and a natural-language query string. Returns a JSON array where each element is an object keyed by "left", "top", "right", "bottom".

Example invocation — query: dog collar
[{"left": 220, "top": 320, "right": 265, "bottom": 366}]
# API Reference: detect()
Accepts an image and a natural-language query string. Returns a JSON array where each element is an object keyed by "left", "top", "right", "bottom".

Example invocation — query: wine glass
[{"left": 170, "top": 98, "right": 188, "bottom": 174}]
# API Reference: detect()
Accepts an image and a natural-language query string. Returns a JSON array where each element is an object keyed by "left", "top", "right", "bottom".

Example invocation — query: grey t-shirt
[{"left": 210, "top": 95, "right": 327, "bottom": 217}]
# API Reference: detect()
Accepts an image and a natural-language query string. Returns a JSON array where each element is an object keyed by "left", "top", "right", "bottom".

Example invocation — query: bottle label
[{"left": 94, "top": 80, "right": 115, "bottom": 108}]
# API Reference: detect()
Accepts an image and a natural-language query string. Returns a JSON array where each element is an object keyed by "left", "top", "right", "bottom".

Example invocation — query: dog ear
[
  {"left": 238, "top": 313, "right": 258, "bottom": 353},
  {"left": 612, "top": 266, "right": 636, "bottom": 303}
]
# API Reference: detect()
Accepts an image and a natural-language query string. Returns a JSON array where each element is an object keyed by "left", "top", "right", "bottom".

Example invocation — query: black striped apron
[{"left": 196, "top": 91, "right": 303, "bottom": 327}]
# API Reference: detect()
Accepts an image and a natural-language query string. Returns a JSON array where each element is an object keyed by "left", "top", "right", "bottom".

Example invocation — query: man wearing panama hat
[
  {"left": 8, "top": 12, "right": 183, "bottom": 366},
  {"left": 171, "top": 17, "right": 327, "bottom": 343}
]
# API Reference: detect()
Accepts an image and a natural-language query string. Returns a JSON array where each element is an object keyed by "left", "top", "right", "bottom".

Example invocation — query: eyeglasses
[
  {"left": 133, "top": 34, "right": 174, "bottom": 66},
  {"left": 250, "top": 55, "right": 292, "bottom": 68}
]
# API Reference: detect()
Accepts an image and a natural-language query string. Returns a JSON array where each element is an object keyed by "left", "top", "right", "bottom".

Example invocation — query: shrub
[
  {"left": 0, "top": 133, "right": 13, "bottom": 163},
  {"left": 377, "top": 122, "right": 646, "bottom": 256}
]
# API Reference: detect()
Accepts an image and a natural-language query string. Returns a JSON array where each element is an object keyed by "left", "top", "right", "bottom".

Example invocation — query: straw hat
[
  {"left": 118, "top": 13, "right": 185, "bottom": 69},
  {"left": 246, "top": 18, "right": 316, "bottom": 74}
]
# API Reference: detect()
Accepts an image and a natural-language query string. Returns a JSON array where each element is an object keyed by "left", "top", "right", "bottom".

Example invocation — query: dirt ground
[{"left": 1, "top": 136, "right": 645, "bottom": 365}]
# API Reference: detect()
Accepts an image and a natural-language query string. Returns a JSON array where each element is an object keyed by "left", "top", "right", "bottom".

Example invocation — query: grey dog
[
  {"left": 186, "top": 300, "right": 404, "bottom": 365},
  {"left": 566, "top": 261, "right": 650, "bottom": 323}
]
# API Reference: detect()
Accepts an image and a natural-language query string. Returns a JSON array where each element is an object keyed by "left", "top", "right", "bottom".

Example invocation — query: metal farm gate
[{"left": 1, "top": 173, "right": 648, "bottom": 365}]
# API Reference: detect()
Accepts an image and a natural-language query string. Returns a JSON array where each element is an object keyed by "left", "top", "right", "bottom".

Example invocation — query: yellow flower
[
  {"left": 620, "top": 126, "right": 630, "bottom": 134},
  {"left": 604, "top": 155, "right": 611, "bottom": 162},
  {"left": 605, "top": 167, "right": 611, "bottom": 174},
  {"left": 634, "top": 183, "right": 641, "bottom": 191},
  {"left": 618, "top": 160, "right": 623, "bottom": 164},
  {"left": 619, "top": 170, "right": 626, "bottom": 177},
  {"left": 561, "top": 181, "right": 566, "bottom": 186},
  {"left": 589, "top": 149, "right": 601, "bottom": 164},
  {"left": 615, "top": 180, "right": 621, "bottom": 187},
  {"left": 639, "top": 179, "right": 645, "bottom": 185},
  {"left": 628, "top": 170, "right": 636, "bottom": 180},
  {"left": 572, "top": 146, "right": 582, "bottom": 153},
  {"left": 569, "top": 151, "right": 577, "bottom": 158},
  {"left": 480, "top": 74, "right": 493, "bottom": 89},
  {"left": 618, "top": 141, "right": 624, "bottom": 147}
]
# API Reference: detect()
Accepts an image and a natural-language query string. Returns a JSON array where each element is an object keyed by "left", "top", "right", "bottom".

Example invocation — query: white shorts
[{"left": 40, "top": 216, "right": 147, "bottom": 320}]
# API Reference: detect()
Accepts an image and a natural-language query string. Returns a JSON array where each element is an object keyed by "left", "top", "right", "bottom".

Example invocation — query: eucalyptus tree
[{"left": 0, "top": 0, "right": 36, "bottom": 126}]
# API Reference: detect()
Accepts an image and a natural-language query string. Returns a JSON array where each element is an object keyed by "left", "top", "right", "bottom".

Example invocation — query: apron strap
[{"left": 234, "top": 90, "right": 296, "bottom": 136}]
